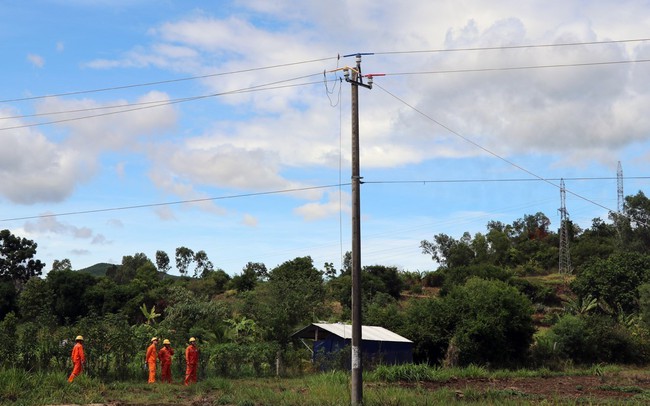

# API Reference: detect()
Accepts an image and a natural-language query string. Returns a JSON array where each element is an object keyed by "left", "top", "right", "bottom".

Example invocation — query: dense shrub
[
  {"left": 364, "top": 265, "right": 404, "bottom": 300},
  {"left": 571, "top": 252, "right": 650, "bottom": 315},
  {"left": 0, "top": 312, "right": 17, "bottom": 368},
  {"left": 639, "top": 283, "right": 650, "bottom": 329},
  {"left": 549, "top": 314, "right": 646, "bottom": 364},
  {"left": 528, "top": 333, "right": 564, "bottom": 370},
  {"left": 509, "top": 278, "right": 559, "bottom": 306},
  {"left": 204, "top": 342, "right": 279, "bottom": 377},
  {"left": 363, "top": 293, "right": 403, "bottom": 332},
  {"left": 445, "top": 277, "right": 535, "bottom": 367},
  {"left": 440, "top": 265, "right": 512, "bottom": 295},
  {"left": 422, "top": 271, "right": 444, "bottom": 288},
  {"left": 546, "top": 314, "right": 591, "bottom": 364},
  {"left": 399, "top": 297, "right": 454, "bottom": 364}
]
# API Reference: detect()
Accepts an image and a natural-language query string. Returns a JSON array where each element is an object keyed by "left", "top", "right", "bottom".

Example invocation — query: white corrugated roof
[{"left": 312, "top": 323, "right": 412, "bottom": 343}]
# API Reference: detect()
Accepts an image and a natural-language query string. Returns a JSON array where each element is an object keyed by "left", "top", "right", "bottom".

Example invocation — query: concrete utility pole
[{"left": 343, "top": 53, "right": 374, "bottom": 406}]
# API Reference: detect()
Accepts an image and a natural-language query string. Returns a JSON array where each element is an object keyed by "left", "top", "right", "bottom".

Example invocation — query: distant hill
[
  {"left": 77, "top": 262, "right": 115, "bottom": 277},
  {"left": 76, "top": 262, "right": 181, "bottom": 280}
]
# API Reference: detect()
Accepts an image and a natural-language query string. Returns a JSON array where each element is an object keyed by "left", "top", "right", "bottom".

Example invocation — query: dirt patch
[{"left": 397, "top": 373, "right": 650, "bottom": 402}]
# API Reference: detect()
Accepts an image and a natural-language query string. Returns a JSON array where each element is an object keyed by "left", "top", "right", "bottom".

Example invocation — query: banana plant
[{"left": 140, "top": 303, "right": 161, "bottom": 325}]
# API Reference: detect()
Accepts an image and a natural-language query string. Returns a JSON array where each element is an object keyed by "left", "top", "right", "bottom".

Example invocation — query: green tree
[
  {"left": 83, "top": 277, "right": 129, "bottom": 315},
  {"left": 364, "top": 292, "right": 404, "bottom": 333},
  {"left": 230, "top": 266, "right": 258, "bottom": 292},
  {"left": 342, "top": 251, "right": 352, "bottom": 274},
  {"left": 326, "top": 273, "right": 352, "bottom": 317},
  {"left": 107, "top": 253, "right": 152, "bottom": 284},
  {"left": 0, "top": 229, "right": 45, "bottom": 288},
  {"left": 621, "top": 191, "right": 650, "bottom": 251},
  {"left": 486, "top": 220, "right": 512, "bottom": 266},
  {"left": 134, "top": 261, "right": 159, "bottom": 285},
  {"left": 155, "top": 250, "right": 171, "bottom": 273},
  {"left": 159, "top": 286, "right": 229, "bottom": 343},
  {"left": 246, "top": 261, "right": 269, "bottom": 281},
  {"left": 364, "top": 265, "right": 404, "bottom": 300},
  {"left": 323, "top": 262, "right": 337, "bottom": 279},
  {"left": 0, "top": 280, "right": 17, "bottom": 320},
  {"left": 256, "top": 256, "right": 326, "bottom": 347},
  {"left": 47, "top": 269, "right": 98, "bottom": 324},
  {"left": 421, "top": 233, "right": 474, "bottom": 268},
  {"left": 471, "top": 232, "right": 490, "bottom": 264},
  {"left": 571, "top": 217, "right": 619, "bottom": 265},
  {"left": 571, "top": 251, "right": 650, "bottom": 315},
  {"left": 117, "top": 263, "right": 165, "bottom": 324},
  {"left": 175, "top": 247, "right": 194, "bottom": 277},
  {"left": 193, "top": 250, "right": 214, "bottom": 278},
  {"left": 440, "top": 264, "right": 512, "bottom": 295},
  {"left": 74, "top": 313, "right": 136, "bottom": 379},
  {"left": 188, "top": 268, "right": 231, "bottom": 297},
  {"left": 511, "top": 212, "right": 551, "bottom": 242},
  {"left": 17, "top": 277, "right": 54, "bottom": 323},
  {"left": 51, "top": 258, "right": 72, "bottom": 272},
  {"left": 624, "top": 191, "right": 650, "bottom": 226},
  {"left": 509, "top": 213, "right": 557, "bottom": 271}
]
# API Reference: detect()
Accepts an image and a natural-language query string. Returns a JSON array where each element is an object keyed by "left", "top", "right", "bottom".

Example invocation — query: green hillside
[
  {"left": 76, "top": 262, "right": 115, "bottom": 277},
  {"left": 77, "top": 262, "right": 179, "bottom": 280}
]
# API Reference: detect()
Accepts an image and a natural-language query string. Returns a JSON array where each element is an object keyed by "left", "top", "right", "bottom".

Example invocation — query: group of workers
[
  {"left": 146, "top": 336, "right": 199, "bottom": 385},
  {"left": 67, "top": 335, "right": 199, "bottom": 385}
]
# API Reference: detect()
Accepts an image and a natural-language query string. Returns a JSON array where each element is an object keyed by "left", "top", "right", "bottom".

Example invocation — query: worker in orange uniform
[
  {"left": 68, "top": 335, "right": 86, "bottom": 382},
  {"left": 184, "top": 337, "right": 199, "bottom": 385},
  {"left": 145, "top": 337, "right": 159, "bottom": 383},
  {"left": 158, "top": 339, "right": 174, "bottom": 383}
]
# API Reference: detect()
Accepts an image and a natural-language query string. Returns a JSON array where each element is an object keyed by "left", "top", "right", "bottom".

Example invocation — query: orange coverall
[
  {"left": 184, "top": 344, "right": 198, "bottom": 385},
  {"left": 158, "top": 346, "right": 174, "bottom": 383},
  {"left": 146, "top": 343, "right": 158, "bottom": 383},
  {"left": 68, "top": 342, "right": 85, "bottom": 382}
]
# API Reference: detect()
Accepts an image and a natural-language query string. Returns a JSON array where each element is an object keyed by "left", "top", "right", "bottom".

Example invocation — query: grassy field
[{"left": 2, "top": 365, "right": 650, "bottom": 405}]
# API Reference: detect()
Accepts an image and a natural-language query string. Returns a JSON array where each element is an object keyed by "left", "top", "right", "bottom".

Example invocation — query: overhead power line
[
  {"left": 0, "top": 75, "right": 326, "bottom": 131},
  {"left": 385, "top": 58, "right": 650, "bottom": 76},
  {"left": 4, "top": 175, "right": 646, "bottom": 224},
  {"left": 0, "top": 56, "right": 338, "bottom": 104},
  {"left": 374, "top": 38, "right": 650, "bottom": 55},
  {"left": 0, "top": 183, "right": 349, "bottom": 223},
  {"left": 3, "top": 37, "right": 647, "bottom": 105},
  {"left": 4, "top": 57, "right": 647, "bottom": 130},
  {"left": 365, "top": 176, "right": 650, "bottom": 184},
  {"left": 373, "top": 82, "right": 620, "bottom": 215}
]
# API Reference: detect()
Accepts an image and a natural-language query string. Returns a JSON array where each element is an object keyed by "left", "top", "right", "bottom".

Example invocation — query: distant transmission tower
[
  {"left": 558, "top": 178, "right": 572, "bottom": 274},
  {"left": 617, "top": 161, "right": 624, "bottom": 212}
]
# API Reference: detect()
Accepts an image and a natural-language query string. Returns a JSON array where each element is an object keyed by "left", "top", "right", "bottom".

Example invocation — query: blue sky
[{"left": 2, "top": 0, "right": 650, "bottom": 276}]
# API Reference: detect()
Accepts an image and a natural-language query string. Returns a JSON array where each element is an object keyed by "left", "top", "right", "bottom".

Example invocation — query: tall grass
[
  {"left": 370, "top": 363, "right": 623, "bottom": 383},
  {"left": 372, "top": 363, "right": 435, "bottom": 382},
  {"left": 0, "top": 369, "right": 31, "bottom": 404},
  {"left": 371, "top": 363, "right": 492, "bottom": 382},
  {"left": 3, "top": 365, "right": 646, "bottom": 405},
  {"left": 0, "top": 369, "right": 107, "bottom": 406}
]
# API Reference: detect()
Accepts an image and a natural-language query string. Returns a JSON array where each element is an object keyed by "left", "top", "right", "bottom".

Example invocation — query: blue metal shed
[{"left": 292, "top": 323, "right": 413, "bottom": 368}]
